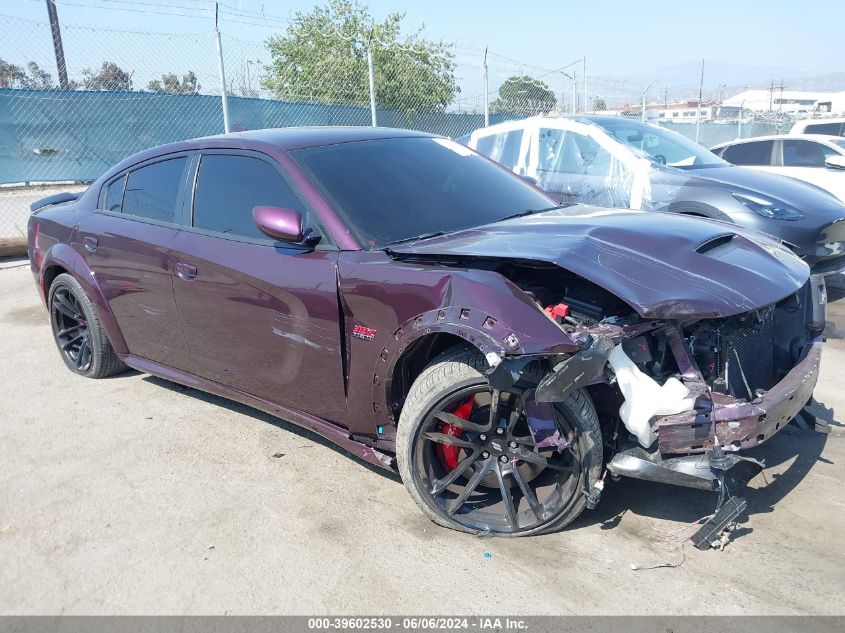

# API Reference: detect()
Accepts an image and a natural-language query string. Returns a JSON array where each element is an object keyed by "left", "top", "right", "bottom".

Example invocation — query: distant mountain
[
  {"left": 625, "top": 60, "right": 808, "bottom": 91},
  {"left": 600, "top": 62, "right": 845, "bottom": 107}
]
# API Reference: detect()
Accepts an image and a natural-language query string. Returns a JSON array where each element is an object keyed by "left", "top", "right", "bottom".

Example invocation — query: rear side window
[
  {"left": 192, "top": 154, "right": 307, "bottom": 240},
  {"left": 721, "top": 141, "right": 774, "bottom": 166},
  {"left": 102, "top": 174, "right": 126, "bottom": 212},
  {"left": 122, "top": 157, "right": 187, "bottom": 223},
  {"left": 782, "top": 140, "right": 836, "bottom": 167}
]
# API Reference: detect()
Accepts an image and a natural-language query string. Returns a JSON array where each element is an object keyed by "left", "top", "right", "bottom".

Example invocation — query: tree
[
  {"left": 0, "top": 60, "right": 56, "bottom": 89},
  {"left": 592, "top": 97, "right": 607, "bottom": 111},
  {"left": 23, "top": 62, "right": 54, "bottom": 89},
  {"left": 490, "top": 75, "right": 557, "bottom": 115},
  {"left": 147, "top": 71, "right": 200, "bottom": 94},
  {"left": 82, "top": 62, "right": 132, "bottom": 91},
  {"left": 0, "top": 59, "right": 25, "bottom": 88},
  {"left": 262, "top": 0, "right": 458, "bottom": 115}
]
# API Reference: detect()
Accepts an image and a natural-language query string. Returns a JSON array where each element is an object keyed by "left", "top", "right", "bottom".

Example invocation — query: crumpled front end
[{"left": 499, "top": 268, "right": 826, "bottom": 493}]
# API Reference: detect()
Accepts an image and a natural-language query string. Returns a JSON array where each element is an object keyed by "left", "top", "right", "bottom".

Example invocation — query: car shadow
[{"left": 140, "top": 375, "right": 402, "bottom": 483}]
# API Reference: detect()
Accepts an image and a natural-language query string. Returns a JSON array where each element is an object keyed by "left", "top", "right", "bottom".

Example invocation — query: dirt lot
[{"left": 1, "top": 260, "right": 843, "bottom": 615}]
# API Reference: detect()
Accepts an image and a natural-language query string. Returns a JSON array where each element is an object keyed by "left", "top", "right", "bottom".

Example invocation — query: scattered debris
[
  {"left": 272, "top": 452, "right": 285, "bottom": 458},
  {"left": 691, "top": 497, "right": 747, "bottom": 551},
  {"left": 483, "top": 550, "right": 492, "bottom": 559},
  {"left": 207, "top": 545, "right": 215, "bottom": 550}
]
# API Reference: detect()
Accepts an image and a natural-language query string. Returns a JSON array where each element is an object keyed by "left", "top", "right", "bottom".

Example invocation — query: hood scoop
[{"left": 695, "top": 233, "right": 736, "bottom": 255}]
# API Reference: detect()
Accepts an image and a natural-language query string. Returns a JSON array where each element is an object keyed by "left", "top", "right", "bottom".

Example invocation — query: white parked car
[
  {"left": 711, "top": 135, "right": 845, "bottom": 201},
  {"left": 790, "top": 118, "right": 845, "bottom": 137}
]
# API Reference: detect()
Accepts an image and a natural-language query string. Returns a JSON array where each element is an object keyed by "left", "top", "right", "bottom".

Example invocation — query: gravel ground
[{"left": 1, "top": 261, "right": 843, "bottom": 615}]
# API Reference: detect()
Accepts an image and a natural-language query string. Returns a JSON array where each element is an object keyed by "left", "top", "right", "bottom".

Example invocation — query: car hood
[
  {"left": 389, "top": 206, "right": 810, "bottom": 319},
  {"left": 668, "top": 165, "right": 845, "bottom": 217}
]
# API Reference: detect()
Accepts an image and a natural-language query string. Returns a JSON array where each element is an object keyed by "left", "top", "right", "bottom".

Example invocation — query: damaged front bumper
[{"left": 657, "top": 339, "right": 822, "bottom": 455}]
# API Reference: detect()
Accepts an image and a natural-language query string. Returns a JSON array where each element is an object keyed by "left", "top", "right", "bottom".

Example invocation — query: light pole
[{"left": 641, "top": 80, "right": 656, "bottom": 122}]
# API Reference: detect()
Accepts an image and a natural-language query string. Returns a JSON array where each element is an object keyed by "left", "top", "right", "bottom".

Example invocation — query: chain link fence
[{"left": 0, "top": 8, "right": 797, "bottom": 240}]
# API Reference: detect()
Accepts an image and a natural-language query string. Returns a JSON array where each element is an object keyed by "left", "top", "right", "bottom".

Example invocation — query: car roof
[
  {"left": 198, "top": 126, "right": 436, "bottom": 150},
  {"left": 712, "top": 134, "right": 845, "bottom": 149},
  {"left": 472, "top": 114, "right": 636, "bottom": 136}
]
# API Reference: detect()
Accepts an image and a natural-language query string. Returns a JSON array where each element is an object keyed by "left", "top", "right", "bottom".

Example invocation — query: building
[
  {"left": 615, "top": 101, "right": 741, "bottom": 122},
  {"left": 722, "top": 89, "right": 845, "bottom": 115}
]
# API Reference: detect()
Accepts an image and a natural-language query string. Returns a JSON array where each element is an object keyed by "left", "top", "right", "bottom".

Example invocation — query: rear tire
[
  {"left": 396, "top": 345, "right": 602, "bottom": 536},
  {"left": 48, "top": 273, "right": 126, "bottom": 378}
]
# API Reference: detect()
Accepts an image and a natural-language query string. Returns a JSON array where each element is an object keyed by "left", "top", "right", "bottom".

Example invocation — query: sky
[{"left": 4, "top": 0, "right": 843, "bottom": 103}]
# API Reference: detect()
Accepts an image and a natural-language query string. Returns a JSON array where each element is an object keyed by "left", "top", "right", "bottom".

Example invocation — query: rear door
[
  {"left": 77, "top": 153, "right": 190, "bottom": 367},
  {"left": 168, "top": 150, "right": 347, "bottom": 424}
]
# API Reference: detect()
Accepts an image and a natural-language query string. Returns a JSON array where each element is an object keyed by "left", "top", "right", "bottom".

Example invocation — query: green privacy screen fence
[{"left": 0, "top": 88, "right": 515, "bottom": 185}]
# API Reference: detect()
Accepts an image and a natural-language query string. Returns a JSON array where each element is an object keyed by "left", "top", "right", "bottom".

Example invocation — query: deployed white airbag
[{"left": 608, "top": 344, "right": 697, "bottom": 448}]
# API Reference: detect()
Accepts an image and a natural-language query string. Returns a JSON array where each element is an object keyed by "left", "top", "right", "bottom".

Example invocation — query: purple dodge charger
[{"left": 27, "top": 127, "right": 826, "bottom": 537}]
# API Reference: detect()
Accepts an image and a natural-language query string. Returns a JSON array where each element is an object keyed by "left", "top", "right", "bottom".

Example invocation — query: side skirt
[{"left": 119, "top": 354, "right": 396, "bottom": 471}]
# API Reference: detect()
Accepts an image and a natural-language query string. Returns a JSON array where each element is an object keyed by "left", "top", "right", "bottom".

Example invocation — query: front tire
[
  {"left": 396, "top": 346, "right": 602, "bottom": 536},
  {"left": 48, "top": 273, "right": 126, "bottom": 378}
]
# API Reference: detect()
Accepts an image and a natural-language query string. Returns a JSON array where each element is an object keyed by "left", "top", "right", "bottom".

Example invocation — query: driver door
[{"left": 169, "top": 150, "right": 348, "bottom": 425}]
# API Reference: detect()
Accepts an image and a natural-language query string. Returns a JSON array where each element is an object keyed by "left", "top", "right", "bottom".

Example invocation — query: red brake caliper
[{"left": 437, "top": 396, "right": 474, "bottom": 471}]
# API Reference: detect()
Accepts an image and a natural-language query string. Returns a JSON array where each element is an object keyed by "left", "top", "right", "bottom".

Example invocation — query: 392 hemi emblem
[{"left": 352, "top": 325, "right": 377, "bottom": 341}]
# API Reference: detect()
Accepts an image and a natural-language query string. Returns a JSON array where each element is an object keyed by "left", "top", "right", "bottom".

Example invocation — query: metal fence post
[
  {"left": 367, "top": 46, "right": 378, "bottom": 127},
  {"left": 482, "top": 47, "right": 489, "bottom": 127},
  {"left": 583, "top": 57, "right": 587, "bottom": 113},
  {"left": 214, "top": 3, "right": 231, "bottom": 133}
]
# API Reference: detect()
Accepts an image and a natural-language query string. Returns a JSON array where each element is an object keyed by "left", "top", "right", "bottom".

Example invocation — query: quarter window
[
  {"left": 720, "top": 141, "right": 774, "bottom": 166},
  {"left": 804, "top": 123, "right": 843, "bottom": 136},
  {"left": 122, "top": 157, "right": 187, "bottom": 223},
  {"left": 102, "top": 174, "right": 126, "bottom": 212},
  {"left": 474, "top": 134, "right": 496, "bottom": 158},
  {"left": 192, "top": 154, "right": 307, "bottom": 240}
]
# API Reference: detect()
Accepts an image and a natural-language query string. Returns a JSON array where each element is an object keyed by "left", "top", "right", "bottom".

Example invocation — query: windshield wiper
[
  {"left": 495, "top": 204, "right": 566, "bottom": 223},
  {"left": 383, "top": 231, "right": 446, "bottom": 247}
]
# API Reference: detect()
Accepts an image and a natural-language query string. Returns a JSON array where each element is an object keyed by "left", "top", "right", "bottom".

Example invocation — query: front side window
[
  {"left": 721, "top": 141, "right": 774, "bottom": 166},
  {"left": 782, "top": 140, "right": 837, "bottom": 167},
  {"left": 122, "top": 157, "right": 187, "bottom": 223},
  {"left": 292, "top": 137, "right": 554, "bottom": 248},
  {"left": 192, "top": 154, "right": 308, "bottom": 240},
  {"left": 592, "top": 119, "right": 725, "bottom": 168}
]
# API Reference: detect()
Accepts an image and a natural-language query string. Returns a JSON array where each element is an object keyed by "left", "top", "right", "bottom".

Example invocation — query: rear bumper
[{"left": 657, "top": 338, "right": 822, "bottom": 455}]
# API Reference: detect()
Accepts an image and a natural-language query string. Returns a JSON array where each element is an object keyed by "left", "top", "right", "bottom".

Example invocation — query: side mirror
[
  {"left": 253, "top": 206, "right": 304, "bottom": 243},
  {"left": 824, "top": 155, "right": 845, "bottom": 170}
]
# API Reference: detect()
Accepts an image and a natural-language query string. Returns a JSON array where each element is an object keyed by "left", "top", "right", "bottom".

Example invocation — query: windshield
[
  {"left": 291, "top": 137, "right": 556, "bottom": 248},
  {"left": 591, "top": 119, "right": 726, "bottom": 169}
]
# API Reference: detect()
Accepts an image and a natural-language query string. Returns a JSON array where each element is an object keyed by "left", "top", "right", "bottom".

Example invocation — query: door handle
[
  {"left": 82, "top": 236, "right": 98, "bottom": 252},
  {"left": 175, "top": 262, "right": 197, "bottom": 280}
]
